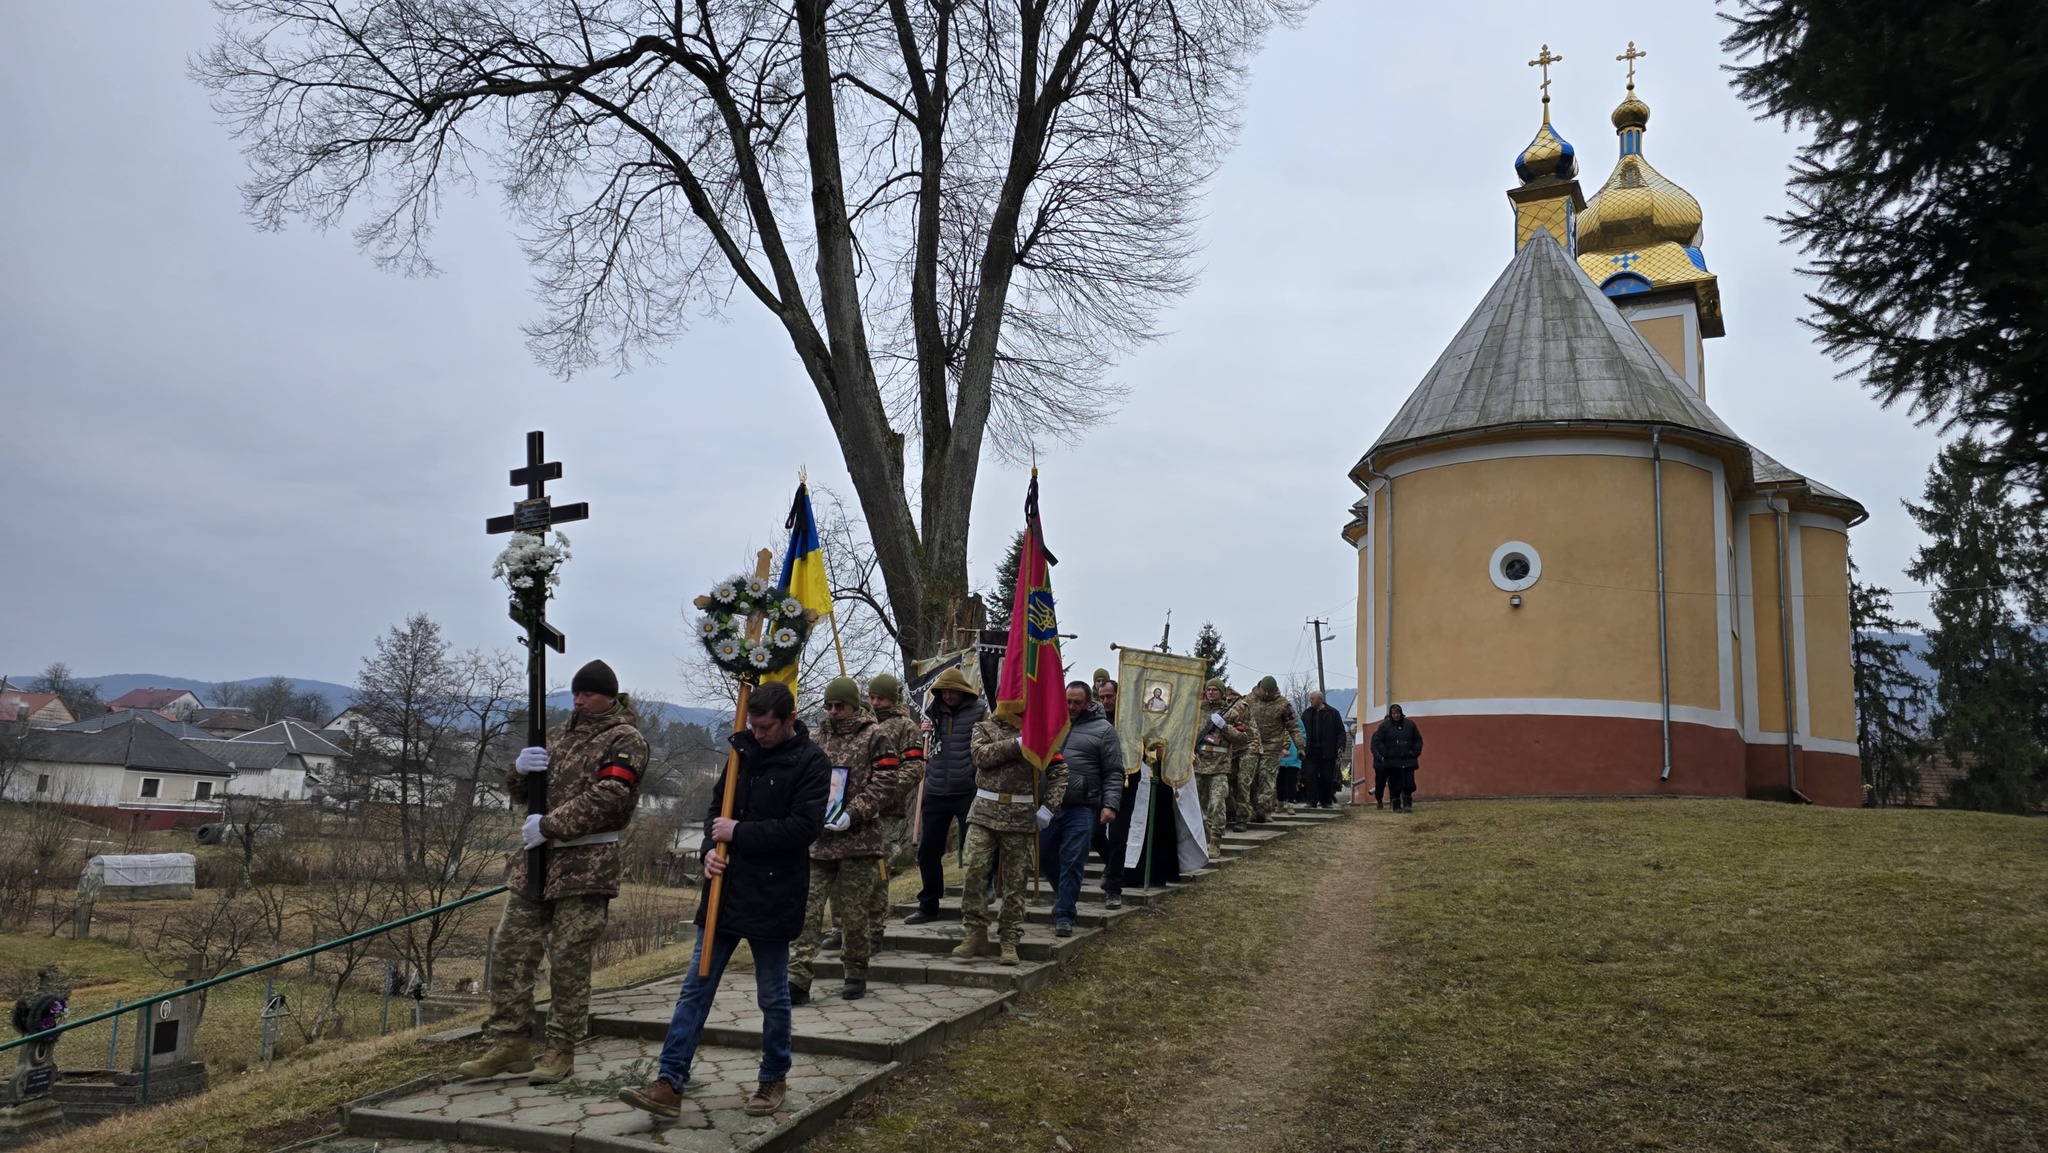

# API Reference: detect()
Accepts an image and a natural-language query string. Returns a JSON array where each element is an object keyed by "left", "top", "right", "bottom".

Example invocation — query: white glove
[
  {"left": 825, "top": 812, "right": 852, "bottom": 833},
  {"left": 1209, "top": 712, "right": 1225, "bottom": 728},
  {"left": 515, "top": 746, "right": 549, "bottom": 775},
  {"left": 1015, "top": 735, "right": 1026, "bottom": 748},
  {"left": 1035, "top": 805, "right": 1053, "bottom": 830},
  {"left": 521, "top": 814, "right": 546, "bottom": 849}
]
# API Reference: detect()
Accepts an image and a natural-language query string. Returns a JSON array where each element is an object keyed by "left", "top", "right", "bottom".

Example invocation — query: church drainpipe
[
  {"left": 1367, "top": 461, "right": 1395, "bottom": 715},
  {"left": 1765, "top": 492, "right": 1805, "bottom": 801},
  {"left": 1653, "top": 429, "right": 1673, "bottom": 781}
]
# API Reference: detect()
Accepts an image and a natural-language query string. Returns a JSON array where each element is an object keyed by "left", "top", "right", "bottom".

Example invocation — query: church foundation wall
[
  {"left": 1743, "top": 744, "right": 1861, "bottom": 808},
  {"left": 1350, "top": 712, "right": 1748, "bottom": 800}
]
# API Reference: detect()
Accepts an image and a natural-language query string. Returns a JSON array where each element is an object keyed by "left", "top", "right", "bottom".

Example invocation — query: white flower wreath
[{"left": 697, "top": 574, "right": 813, "bottom": 677}]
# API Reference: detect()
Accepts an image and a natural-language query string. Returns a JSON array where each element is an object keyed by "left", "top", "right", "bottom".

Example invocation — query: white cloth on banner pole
[{"left": 1121, "top": 764, "right": 1210, "bottom": 875}]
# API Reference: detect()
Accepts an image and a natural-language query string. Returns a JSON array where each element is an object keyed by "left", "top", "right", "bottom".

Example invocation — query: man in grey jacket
[
  {"left": 1044, "top": 681, "right": 1124, "bottom": 936},
  {"left": 910, "top": 667, "right": 984, "bottom": 923}
]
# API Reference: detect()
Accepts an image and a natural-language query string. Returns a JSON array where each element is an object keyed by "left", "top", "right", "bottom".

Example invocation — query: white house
[
  {"left": 6, "top": 725, "right": 234, "bottom": 829},
  {"left": 183, "top": 721, "right": 350, "bottom": 801}
]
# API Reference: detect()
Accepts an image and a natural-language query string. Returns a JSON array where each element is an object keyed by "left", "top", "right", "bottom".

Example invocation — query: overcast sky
[{"left": 0, "top": 2, "right": 1944, "bottom": 705}]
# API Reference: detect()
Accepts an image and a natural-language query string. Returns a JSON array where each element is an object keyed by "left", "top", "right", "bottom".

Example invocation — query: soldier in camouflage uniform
[
  {"left": 788, "top": 677, "right": 901, "bottom": 1002},
  {"left": 1226, "top": 675, "right": 1309, "bottom": 824},
  {"left": 953, "top": 711, "right": 1067, "bottom": 966},
  {"left": 1221, "top": 684, "right": 1252, "bottom": 829},
  {"left": 459, "top": 660, "right": 648, "bottom": 1084},
  {"left": 863, "top": 674, "right": 925, "bottom": 952},
  {"left": 1192, "top": 679, "right": 1248, "bottom": 855}
]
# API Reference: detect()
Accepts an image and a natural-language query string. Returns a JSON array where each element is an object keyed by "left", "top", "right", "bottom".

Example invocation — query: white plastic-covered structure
[{"left": 77, "top": 853, "right": 197, "bottom": 902}]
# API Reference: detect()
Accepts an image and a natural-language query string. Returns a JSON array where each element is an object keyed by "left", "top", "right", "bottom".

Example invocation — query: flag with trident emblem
[{"left": 996, "top": 470, "right": 1070, "bottom": 770}]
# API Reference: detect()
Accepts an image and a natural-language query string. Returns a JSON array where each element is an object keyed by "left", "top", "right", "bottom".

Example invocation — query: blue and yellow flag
[{"left": 764, "top": 482, "right": 833, "bottom": 690}]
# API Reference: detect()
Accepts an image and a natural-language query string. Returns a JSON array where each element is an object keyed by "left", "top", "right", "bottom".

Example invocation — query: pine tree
[
  {"left": 1193, "top": 622, "right": 1229, "bottom": 683},
  {"left": 1905, "top": 438, "right": 2048, "bottom": 812},
  {"left": 985, "top": 531, "right": 1027, "bottom": 630},
  {"left": 1850, "top": 559, "right": 1930, "bottom": 806},
  {"left": 1723, "top": 3, "right": 2048, "bottom": 494}
]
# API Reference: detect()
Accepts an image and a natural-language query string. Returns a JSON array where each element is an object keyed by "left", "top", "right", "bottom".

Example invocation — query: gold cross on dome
[
  {"left": 1529, "top": 44, "right": 1563, "bottom": 103},
  {"left": 1618, "top": 41, "right": 1647, "bottom": 90}
]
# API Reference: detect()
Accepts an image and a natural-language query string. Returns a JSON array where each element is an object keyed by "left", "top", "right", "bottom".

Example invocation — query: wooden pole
[{"left": 698, "top": 550, "right": 774, "bottom": 977}]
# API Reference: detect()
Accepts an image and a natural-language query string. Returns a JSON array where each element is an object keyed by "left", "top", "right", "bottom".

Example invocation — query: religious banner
[{"left": 1115, "top": 647, "right": 1210, "bottom": 876}]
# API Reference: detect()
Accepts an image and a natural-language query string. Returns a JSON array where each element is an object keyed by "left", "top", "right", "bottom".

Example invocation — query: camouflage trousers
[
  {"left": 483, "top": 892, "right": 609, "bottom": 1051},
  {"left": 791, "top": 857, "right": 881, "bottom": 990},
  {"left": 960, "top": 824, "right": 1035, "bottom": 945},
  {"left": 1234, "top": 750, "right": 1281, "bottom": 822},
  {"left": 1196, "top": 773, "right": 1231, "bottom": 849},
  {"left": 862, "top": 815, "right": 915, "bottom": 947}
]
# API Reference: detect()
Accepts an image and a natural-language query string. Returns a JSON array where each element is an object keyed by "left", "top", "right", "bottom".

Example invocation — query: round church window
[{"left": 1489, "top": 541, "right": 1541, "bottom": 593}]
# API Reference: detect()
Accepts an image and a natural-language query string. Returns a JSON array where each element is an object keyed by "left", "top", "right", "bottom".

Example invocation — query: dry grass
[{"left": 1297, "top": 799, "right": 2048, "bottom": 1152}]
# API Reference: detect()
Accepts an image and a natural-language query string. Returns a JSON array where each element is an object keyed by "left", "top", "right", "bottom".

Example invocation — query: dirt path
[{"left": 1127, "top": 812, "right": 1392, "bottom": 1153}]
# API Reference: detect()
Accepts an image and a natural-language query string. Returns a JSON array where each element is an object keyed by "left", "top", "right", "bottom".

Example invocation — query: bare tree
[
  {"left": 198, "top": 0, "right": 1304, "bottom": 662},
  {"left": 352, "top": 614, "right": 459, "bottom": 867},
  {"left": 30, "top": 663, "right": 105, "bottom": 719},
  {"left": 297, "top": 835, "right": 400, "bottom": 1041},
  {"left": 213, "top": 676, "right": 333, "bottom": 725}
]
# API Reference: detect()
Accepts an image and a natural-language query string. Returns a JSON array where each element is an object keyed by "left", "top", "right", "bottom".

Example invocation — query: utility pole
[{"left": 1307, "top": 618, "right": 1334, "bottom": 698}]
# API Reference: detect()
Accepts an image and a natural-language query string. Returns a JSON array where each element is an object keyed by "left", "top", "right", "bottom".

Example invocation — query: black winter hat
[{"left": 572, "top": 659, "right": 619, "bottom": 697}]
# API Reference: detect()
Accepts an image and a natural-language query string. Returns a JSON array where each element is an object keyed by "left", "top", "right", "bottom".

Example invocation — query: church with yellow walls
[{"left": 1343, "top": 47, "right": 1867, "bottom": 806}]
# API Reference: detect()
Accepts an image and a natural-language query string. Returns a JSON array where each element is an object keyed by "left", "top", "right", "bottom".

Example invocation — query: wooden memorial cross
[{"left": 485, "top": 430, "right": 589, "bottom": 901}]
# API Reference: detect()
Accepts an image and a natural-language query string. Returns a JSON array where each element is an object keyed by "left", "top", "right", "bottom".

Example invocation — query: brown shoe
[
  {"left": 619, "top": 1079, "right": 683, "bottom": 1118},
  {"left": 951, "top": 927, "right": 989, "bottom": 960},
  {"left": 998, "top": 941, "right": 1020, "bottom": 966},
  {"left": 743, "top": 1079, "right": 787, "bottom": 1116}
]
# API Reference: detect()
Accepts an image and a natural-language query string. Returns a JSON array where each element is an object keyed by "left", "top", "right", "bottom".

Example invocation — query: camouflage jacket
[
  {"left": 506, "top": 697, "right": 649, "bottom": 901},
  {"left": 967, "top": 713, "right": 1068, "bottom": 833},
  {"left": 1193, "top": 696, "right": 1250, "bottom": 776},
  {"left": 871, "top": 702, "right": 926, "bottom": 820},
  {"left": 810, "top": 714, "right": 901, "bottom": 861},
  {"left": 1226, "top": 692, "right": 1309, "bottom": 758}
]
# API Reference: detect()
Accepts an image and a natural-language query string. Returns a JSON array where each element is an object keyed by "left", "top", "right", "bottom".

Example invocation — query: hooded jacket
[
  {"left": 1371, "top": 715, "right": 1424, "bottom": 771},
  {"left": 922, "top": 672, "right": 986, "bottom": 798},
  {"left": 1058, "top": 702, "right": 1126, "bottom": 813}
]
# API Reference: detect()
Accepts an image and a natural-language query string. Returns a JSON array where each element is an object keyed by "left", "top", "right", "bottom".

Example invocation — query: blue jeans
[
  {"left": 1038, "top": 805, "right": 1096, "bottom": 921},
  {"left": 656, "top": 929, "right": 792, "bottom": 1089}
]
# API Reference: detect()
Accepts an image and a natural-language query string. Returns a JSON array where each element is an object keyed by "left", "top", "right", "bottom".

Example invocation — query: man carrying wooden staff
[{"left": 621, "top": 681, "right": 828, "bottom": 1120}]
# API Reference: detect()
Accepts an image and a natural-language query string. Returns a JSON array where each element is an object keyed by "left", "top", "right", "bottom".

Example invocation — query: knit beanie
[
  {"left": 1092, "top": 668, "right": 1111, "bottom": 684},
  {"left": 867, "top": 673, "right": 903, "bottom": 703},
  {"left": 824, "top": 676, "right": 862, "bottom": 708},
  {"left": 1256, "top": 675, "right": 1278, "bottom": 693},
  {"left": 571, "top": 660, "right": 618, "bottom": 697}
]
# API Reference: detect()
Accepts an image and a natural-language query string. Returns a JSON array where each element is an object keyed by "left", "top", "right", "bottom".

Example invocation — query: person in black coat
[
  {"left": 1369, "top": 704, "right": 1424, "bottom": 813},
  {"left": 1300, "top": 691, "right": 1349, "bottom": 809},
  {"left": 624, "top": 681, "right": 828, "bottom": 1120}
]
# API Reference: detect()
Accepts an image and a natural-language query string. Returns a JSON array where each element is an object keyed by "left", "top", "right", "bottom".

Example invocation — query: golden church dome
[
  {"left": 1514, "top": 110, "right": 1578, "bottom": 185},
  {"left": 1577, "top": 89, "right": 1702, "bottom": 253}
]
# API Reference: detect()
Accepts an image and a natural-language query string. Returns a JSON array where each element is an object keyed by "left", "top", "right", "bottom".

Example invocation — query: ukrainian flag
[{"left": 764, "top": 482, "right": 833, "bottom": 690}]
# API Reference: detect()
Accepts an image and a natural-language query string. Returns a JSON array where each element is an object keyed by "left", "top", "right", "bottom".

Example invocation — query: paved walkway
[{"left": 298, "top": 807, "right": 1348, "bottom": 1153}]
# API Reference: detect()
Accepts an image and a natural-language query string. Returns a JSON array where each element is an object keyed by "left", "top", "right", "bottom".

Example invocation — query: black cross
[{"left": 485, "top": 430, "right": 589, "bottom": 900}]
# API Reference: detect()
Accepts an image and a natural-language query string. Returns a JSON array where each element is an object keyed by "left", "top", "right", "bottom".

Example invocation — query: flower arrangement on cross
[{"left": 696, "top": 571, "right": 813, "bottom": 678}]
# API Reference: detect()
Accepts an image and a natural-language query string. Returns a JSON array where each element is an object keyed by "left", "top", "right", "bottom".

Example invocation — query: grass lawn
[{"left": 1303, "top": 799, "right": 2048, "bottom": 1151}]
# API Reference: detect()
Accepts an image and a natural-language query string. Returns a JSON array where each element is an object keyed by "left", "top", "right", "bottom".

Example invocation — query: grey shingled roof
[
  {"left": 186, "top": 739, "right": 296, "bottom": 771},
  {"left": 1366, "top": 234, "right": 1741, "bottom": 457},
  {"left": 20, "top": 724, "right": 235, "bottom": 776},
  {"left": 234, "top": 720, "right": 348, "bottom": 759}
]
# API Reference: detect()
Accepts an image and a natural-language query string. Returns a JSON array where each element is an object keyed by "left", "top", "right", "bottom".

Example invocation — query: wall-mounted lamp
[{"left": 1508, "top": 594, "right": 1523, "bottom": 608}]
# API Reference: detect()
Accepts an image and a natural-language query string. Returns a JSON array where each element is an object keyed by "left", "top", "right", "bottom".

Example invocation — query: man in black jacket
[
  {"left": 621, "top": 682, "right": 828, "bottom": 1121},
  {"left": 909, "top": 667, "right": 984, "bottom": 923},
  {"left": 1047, "top": 682, "right": 1123, "bottom": 935},
  {"left": 1300, "top": 691, "right": 1349, "bottom": 809},
  {"left": 1370, "top": 704, "right": 1424, "bottom": 813}
]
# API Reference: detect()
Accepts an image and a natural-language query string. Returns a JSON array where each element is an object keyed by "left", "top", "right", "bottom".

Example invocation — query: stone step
[
  {"left": 342, "top": 1035, "right": 893, "bottom": 1153},
  {"left": 865, "top": 918, "right": 1098, "bottom": 963},
  {"left": 585, "top": 977, "right": 1011, "bottom": 1066},
  {"left": 887, "top": 898, "right": 1139, "bottom": 930},
  {"left": 803, "top": 951, "right": 1061, "bottom": 996}
]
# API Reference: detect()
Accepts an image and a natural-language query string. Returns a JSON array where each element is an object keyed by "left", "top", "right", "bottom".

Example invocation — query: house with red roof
[
  {"left": 0, "top": 690, "right": 77, "bottom": 729},
  {"left": 107, "top": 688, "right": 204, "bottom": 719}
]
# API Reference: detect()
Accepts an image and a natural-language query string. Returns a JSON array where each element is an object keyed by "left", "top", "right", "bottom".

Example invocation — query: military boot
[
  {"left": 951, "top": 927, "right": 989, "bottom": 959},
  {"left": 457, "top": 1037, "right": 533, "bottom": 1079},
  {"left": 528, "top": 1046, "right": 575, "bottom": 1084},
  {"left": 998, "top": 941, "right": 1021, "bottom": 966}
]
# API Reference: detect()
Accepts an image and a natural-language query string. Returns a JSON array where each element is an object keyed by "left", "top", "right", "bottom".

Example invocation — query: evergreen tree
[
  {"left": 1723, "top": 3, "right": 2048, "bottom": 495},
  {"left": 985, "top": 531, "right": 1026, "bottom": 630},
  {"left": 1905, "top": 438, "right": 2048, "bottom": 812},
  {"left": 1193, "top": 621, "right": 1229, "bottom": 684},
  {"left": 1850, "top": 559, "right": 1930, "bottom": 806}
]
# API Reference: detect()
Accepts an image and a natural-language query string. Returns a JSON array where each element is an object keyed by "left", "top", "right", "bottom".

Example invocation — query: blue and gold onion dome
[{"left": 1514, "top": 109, "right": 1578, "bottom": 184}]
